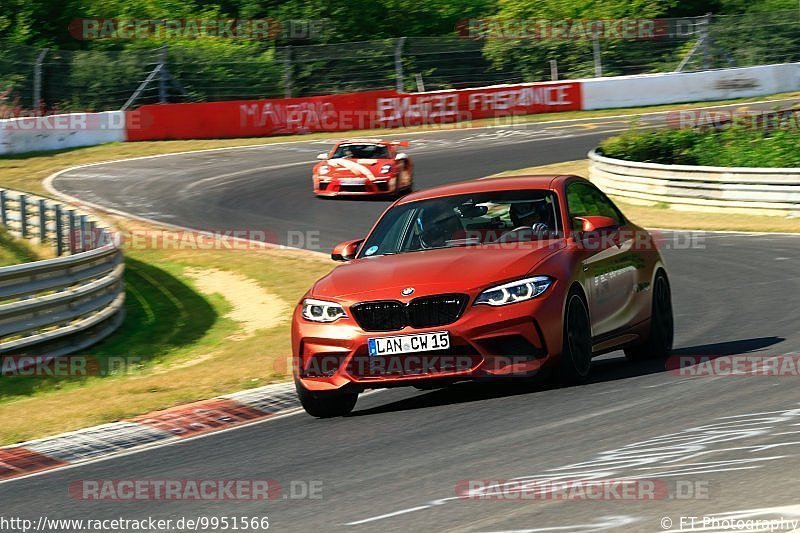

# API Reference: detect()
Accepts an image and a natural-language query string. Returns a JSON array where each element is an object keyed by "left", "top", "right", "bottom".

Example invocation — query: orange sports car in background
[
  {"left": 293, "top": 175, "right": 673, "bottom": 417},
  {"left": 312, "top": 138, "right": 413, "bottom": 197}
]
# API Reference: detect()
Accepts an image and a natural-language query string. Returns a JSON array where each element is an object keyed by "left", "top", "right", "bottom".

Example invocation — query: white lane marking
[
  {"left": 645, "top": 378, "right": 696, "bottom": 388},
  {"left": 180, "top": 161, "right": 309, "bottom": 193},
  {"left": 343, "top": 398, "right": 657, "bottom": 526},
  {"left": 345, "top": 406, "right": 800, "bottom": 526},
  {"left": 346, "top": 505, "right": 435, "bottom": 526}
]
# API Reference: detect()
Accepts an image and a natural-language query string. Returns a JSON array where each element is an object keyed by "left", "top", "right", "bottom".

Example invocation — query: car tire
[
  {"left": 624, "top": 270, "right": 674, "bottom": 361},
  {"left": 557, "top": 289, "right": 593, "bottom": 385},
  {"left": 295, "top": 381, "right": 358, "bottom": 418}
]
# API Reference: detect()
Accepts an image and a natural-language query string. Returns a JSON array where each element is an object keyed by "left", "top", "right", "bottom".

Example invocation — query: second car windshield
[
  {"left": 331, "top": 143, "right": 390, "bottom": 159},
  {"left": 359, "top": 190, "right": 562, "bottom": 257}
]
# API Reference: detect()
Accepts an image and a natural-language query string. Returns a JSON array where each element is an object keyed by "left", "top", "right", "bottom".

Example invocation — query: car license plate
[
  {"left": 368, "top": 331, "right": 450, "bottom": 356},
  {"left": 339, "top": 177, "right": 365, "bottom": 185}
]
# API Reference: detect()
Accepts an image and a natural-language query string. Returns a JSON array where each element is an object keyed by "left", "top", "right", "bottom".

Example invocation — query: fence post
[
  {"left": 54, "top": 204, "right": 63, "bottom": 256},
  {"left": 0, "top": 190, "right": 6, "bottom": 227},
  {"left": 79, "top": 215, "right": 88, "bottom": 252},
  {"left": 701, "top": 13, "right": 713, "bottom": 69},
  {"left": 415, "top": 73, "right": 425, "bottom": 92},
  {"left": 550, "top": 59, "right": 559, "bottom": 81},
  {"left": 68, "top": 209, "right": 76, "bottom": 254},
  {"left": 283, "top": 46, "right": 292, "bottom": 99},
  {"left": 592, "top": 37, "right": 603, "bottom": 77},
  {"left": 33, "top": 48, "right": 49, "bottom": 112},
  {"left": 158, "top": 46, "right": 169, "bottom": 104},
  {"left": 19, "top": 194, "right": 28, "bottom": 239},
  {"left": 395, "top": 37, "right": 407, "bottom": 92},
  {"left": 38, "top": 199, "right": 47, "bottom": 244},
  {"left": 87, "top": 220, "right": 97, "bottom": 250}
]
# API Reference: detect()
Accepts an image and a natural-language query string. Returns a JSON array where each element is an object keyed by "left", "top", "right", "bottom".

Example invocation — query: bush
[{"left": 599, "top": 124, "right": 800, "bottom": 167}]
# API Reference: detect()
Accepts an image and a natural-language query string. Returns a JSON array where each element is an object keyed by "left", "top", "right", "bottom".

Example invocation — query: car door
[{"left": 566, "top": 180, "right": 638, "bottom": 337}]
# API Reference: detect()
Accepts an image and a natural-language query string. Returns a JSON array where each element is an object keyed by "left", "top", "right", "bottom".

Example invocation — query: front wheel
[
  {"left": 625, "top": 271, "right": 674, "bottom": 361},
  {"left": 557, "top": 290, "right": 593, "bottom": 384},
  {"left": 295, "top": 381, "right": 358, "bottom": 418},
  {"left": 397, "top": 170, "right": 413, "bottom": 193}
]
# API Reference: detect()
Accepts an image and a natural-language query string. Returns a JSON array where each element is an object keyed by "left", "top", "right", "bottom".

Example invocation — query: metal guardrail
[
  {"left": 0, "top": 189, "right": 124, "bottom": 358},
  {"left": 588, "top": 149, "right": 800, "bottom": 217}
]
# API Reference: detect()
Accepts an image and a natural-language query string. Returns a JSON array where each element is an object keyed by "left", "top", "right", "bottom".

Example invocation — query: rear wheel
[
  {"left": 295, "top": 381, "right": 358, "bottom": 418},
  {"left": 558, "top": 290, "right": 593, "bottom": 384},
  {"left": 625, "top": 271, "right": 673, "bottom": 361}
]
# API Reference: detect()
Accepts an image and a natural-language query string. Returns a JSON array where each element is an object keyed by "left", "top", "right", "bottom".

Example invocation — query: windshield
[
  {"left": 359, "top": 190, "right": 562, "bottom": 257},
  {"left": 331, "top": 143, "right": 391, "bottom": 159}
]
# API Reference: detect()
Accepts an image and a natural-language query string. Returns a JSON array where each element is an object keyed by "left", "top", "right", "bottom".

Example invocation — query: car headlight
[
  {"left": 302, "top": 298, "right": 347, "bottom": 322},
  {"left": 318, "top": 165, "right": 330, "bottom": 175},
  {"left": 380, "top": 164, "right": 393, "bottom": 174},
  {"left": 474, "top": 276, "right": 553, "bottom": 306}
]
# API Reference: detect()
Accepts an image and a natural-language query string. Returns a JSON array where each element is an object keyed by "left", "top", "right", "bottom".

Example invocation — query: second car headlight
[
  {"left": 318, "top": 165, "right": 330, "bottom": 175},
  {"left": 302, "top": 298, "right": 347, "bottom": 322},
  {"left": 474, "top": 276, "right": 553, "bottom": 306},
  {"left": 380, "top": 164, "right": 393, "bottom": 174}
]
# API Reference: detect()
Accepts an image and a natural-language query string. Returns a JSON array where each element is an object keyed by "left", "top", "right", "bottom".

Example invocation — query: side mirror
[
  {"left": 574, "top": 215, "right": 618, "bottom": 234},
  {"left": 317, "top": 152, "right": 328, "bottom": 160},
  {"left": 331, "top": 239, "right": 364, "bottom": 261},
  {"left": 395, "top": 153, "right": 408, "bottom": 161}
]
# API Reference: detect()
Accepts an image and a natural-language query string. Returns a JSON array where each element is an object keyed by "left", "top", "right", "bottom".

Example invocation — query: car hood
[
  {"left": 318, "top": 158, "right": 395, "bottom": 179},
  {"left": 312, "top": 240, "right": 565, "bottom": 300}
]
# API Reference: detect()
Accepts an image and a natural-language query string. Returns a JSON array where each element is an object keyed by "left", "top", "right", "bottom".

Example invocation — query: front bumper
[
  {"left": 313, "top": 175, "right": 397, "bottom": 196},
  {"left": 292, "top": 290, "right": 565, "bottom": 392}
]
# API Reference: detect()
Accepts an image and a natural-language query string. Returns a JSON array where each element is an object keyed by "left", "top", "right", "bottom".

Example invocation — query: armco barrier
[
  {"left": 0, "top": 189, "right": 124, "bottom": 360},
  {"left": 588, "top": 149, "right": 800, "bottom": 216},
  {"left": 0, "top": 111, "right": 126, "bottom": 156},
  {"left": 126, "top": 82, "right": 582, "bottom": 141}
]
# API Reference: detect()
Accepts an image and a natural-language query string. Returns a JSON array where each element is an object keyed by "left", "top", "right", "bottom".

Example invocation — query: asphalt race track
[{"left": 4, "top": 101, "right": 800, "bottom": 531}]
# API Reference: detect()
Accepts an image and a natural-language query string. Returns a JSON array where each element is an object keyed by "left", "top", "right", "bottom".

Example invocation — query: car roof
[{"left": 396, "top": 175, "right": 580, "bottom": 204}]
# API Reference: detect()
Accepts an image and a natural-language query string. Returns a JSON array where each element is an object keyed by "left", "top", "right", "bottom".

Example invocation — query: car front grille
[
  {"left": 351, "top": 294, "right": 469, "bottom": 332},
  {"left": 339, "top": 184, "right": 366, "bottom": 192}
]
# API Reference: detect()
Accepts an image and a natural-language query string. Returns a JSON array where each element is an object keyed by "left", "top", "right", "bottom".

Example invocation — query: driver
[
  {"left": 509, "top": 201, "right": 551, "bottom": 233},
  {"left": 416, "top": 204, "right": 462, "bottom": 249}
]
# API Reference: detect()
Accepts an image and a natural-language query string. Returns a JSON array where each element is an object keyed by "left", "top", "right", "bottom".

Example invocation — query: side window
[{"left": 566, "top": 182, "right": 623, "bottom": 230}]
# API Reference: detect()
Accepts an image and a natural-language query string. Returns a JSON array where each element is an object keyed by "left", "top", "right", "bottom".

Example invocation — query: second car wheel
[
  {"left": 625, "top": 270, "right": 674, "bottom": 361},
  {"left": 557, "top": 289, "right": 593, "bottom": 385},
  {"left": 295, "top": 381, "right": 358, "bottom": 418}
]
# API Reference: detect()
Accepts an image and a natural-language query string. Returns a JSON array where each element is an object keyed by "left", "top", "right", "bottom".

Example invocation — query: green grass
[
  {"left": 0, "top": 218, "right": 334, "bottom": 445},
  {"left": 0, "top": 227, "right": 46, "bottom": 266}
]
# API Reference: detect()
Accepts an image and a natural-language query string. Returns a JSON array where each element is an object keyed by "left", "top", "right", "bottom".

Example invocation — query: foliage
[
  {"left": 1, "top": 0, "right": 798, "bottom": 110},
  {"left": 599, "top": 123, "right": 800, "bottom": 167}
]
